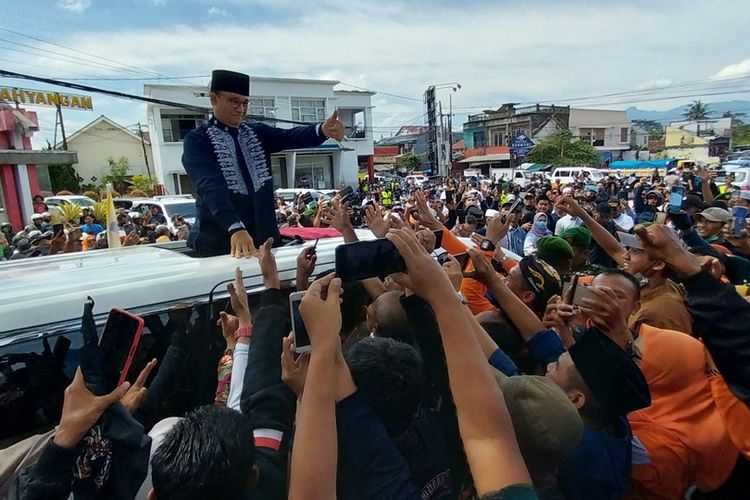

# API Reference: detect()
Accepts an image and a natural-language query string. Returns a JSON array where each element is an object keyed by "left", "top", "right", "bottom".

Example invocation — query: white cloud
[
  {"left": 207, "top": 6, "right": 228, "bottom": 16},
  {"left": 57, "top": 0, "right": 92, "bottom": 12},
  {"left": 18, "top": 0, "right": 750, "bottom": 144},
  {"left": 711, "top": 59, "right": 750, "bottom": 80},
  {"left": 635, "top": 79, "right": 673, "bottom": 91}
]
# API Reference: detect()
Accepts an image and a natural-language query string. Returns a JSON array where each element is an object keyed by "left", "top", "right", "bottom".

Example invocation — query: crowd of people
[
  {"left": 2, "top": 160, "right": 750, "bottom": 500},
  {"left": 0, "top": 204, "right": 191, "bottom": 260}
]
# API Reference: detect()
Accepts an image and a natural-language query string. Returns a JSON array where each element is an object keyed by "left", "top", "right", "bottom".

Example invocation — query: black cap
[
  {"left": 595, "top": 202, "right": 612, "bottom": 216},
  {"left": 569, "top": 328, "right": 651, "bottom": 416},
  {"left": 210, "top": 69, "right": 250, "bottom": 96},
  {"left": 518, "top": 255, "right": 562, "bottom": 303},
  {"left": 682, "top": 194, "right": 704, "bottom": 210}
]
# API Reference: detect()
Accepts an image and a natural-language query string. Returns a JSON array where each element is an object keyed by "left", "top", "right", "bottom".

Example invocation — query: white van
[
  {"left": 405, "top": 174, "right": 428, "bottom": 186},
  {"left": 0, "top": 231, "right": 381, "bottom": 445},
  {"left": 490, "top": 168, "right": 537, "bottom": 188},
  {"left": 549, "top": 167, "right": 605, "bottom": 185}
]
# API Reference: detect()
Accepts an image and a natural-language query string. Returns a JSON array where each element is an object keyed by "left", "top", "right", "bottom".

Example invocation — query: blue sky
[{"left": 1, "top": 0, "right": 749, "bottom": 146}]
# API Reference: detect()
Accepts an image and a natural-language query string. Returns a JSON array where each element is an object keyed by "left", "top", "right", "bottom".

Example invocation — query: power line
[
  {"left": 453, "top": 75, "right": 750, "bottom": 111},
  {"left": 0, "top": 28, "right": 169, "bottom": 79},
  {"left": 0, "top": 39, "right": 152, "bottom": 77},
  {"left": 337, "top": 81, "right": 422, "bottom": 102},
  {"left": 0, "top": 69, "right": 317, "bottom": 126}
]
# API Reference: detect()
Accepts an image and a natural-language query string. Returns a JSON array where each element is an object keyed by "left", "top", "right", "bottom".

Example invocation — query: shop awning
[
  {"left": 458, "top": 153, "right": 510, "bottom": 165},
  {"left": 374, "top": 164, "right": 394, "bottom": 172},
  {"left": 524, "top": 163, "right": 550, "bottom": 172}
]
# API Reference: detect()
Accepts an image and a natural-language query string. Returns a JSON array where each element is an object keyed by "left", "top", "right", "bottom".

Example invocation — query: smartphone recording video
[
  {"left": 99, "top": 308, "right": 145, "bottom": 391},
  {"left": 335, "top": 238, "right": 406, "bottom": 281},
  {"left": 289, "top": 292, "right": 310, "bottom": 353},
  {"left": 668, "top": 186, "right": 685, "bottom": 214},
  {"left": 571, "top": 285, "right": 598, "bottom": 307}
]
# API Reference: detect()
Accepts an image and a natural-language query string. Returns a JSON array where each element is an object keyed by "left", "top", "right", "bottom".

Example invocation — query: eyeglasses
[{"left": 217, "top": 92, "right": 249, "bottom": 110}]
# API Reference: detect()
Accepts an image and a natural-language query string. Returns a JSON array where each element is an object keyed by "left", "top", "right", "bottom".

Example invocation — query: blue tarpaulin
[{"left": 609, "top": 159, "right": 676, "bottom": 170}]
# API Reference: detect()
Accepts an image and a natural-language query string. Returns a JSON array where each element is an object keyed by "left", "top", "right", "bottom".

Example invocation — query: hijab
[{"left": 531, "top": 212, "right": 552, "bottom": 237}]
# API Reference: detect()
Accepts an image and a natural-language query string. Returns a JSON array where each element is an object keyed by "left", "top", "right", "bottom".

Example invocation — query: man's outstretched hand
[
  {"left": 258, "top": 237, "right": 280, "bottom": 290},
  {"left": 322, "top": 110, "right": 346, "bottom": 141},
  {"left": 54, "top": 368, "right": 130, "bottom": 449},
  {"left": 231, "top": 230, "right": 259, "bottom": 259},
  {"left": 634, "top": 224, "right": 702, "bottom": 277}
]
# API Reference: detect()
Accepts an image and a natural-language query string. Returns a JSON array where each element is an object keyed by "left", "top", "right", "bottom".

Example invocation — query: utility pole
[
  {"left": 137, "top": 122, "right": 153, "bottom": 183},
  {"left": 438, "top": 101, "right": 445, "bottom": 176},
  {"left": 424, "top": 86, "right": 437, "bottom": 175},
  {"left": 55, "top": 101, "right": 68, "bottom": 150},
  {"left": 448, "top": 93, "right": 453, "bottom": 177}
]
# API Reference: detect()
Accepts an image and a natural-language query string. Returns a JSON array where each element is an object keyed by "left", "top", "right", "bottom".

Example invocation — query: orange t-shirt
[
  {"left": 709, "top": 374, "right": 750, "bottom": 459},
  {"left": 440, "top": 228, "right": 517, "bottom": 314},
  {"left": 628, "top": 325, "right": 738, "bottom": 494}
]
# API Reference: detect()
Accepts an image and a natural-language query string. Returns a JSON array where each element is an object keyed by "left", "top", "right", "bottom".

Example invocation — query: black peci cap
[
  {"left": 210, "top": 69, "right": 250, "bottom": 96},
  {"left": 569, "top": 327, "right": 651, "bottom": 417}
]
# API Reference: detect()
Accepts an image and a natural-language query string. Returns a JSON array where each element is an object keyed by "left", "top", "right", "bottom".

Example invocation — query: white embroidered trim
[
  {"left": 206, "top": 125, "right": 249, "bottom": 195},
  {"left": 206, "top": 120, "right": 271, "bottom": 194},
  {"left": 238, "top": 125, "right": 272, "bottom": 193}
]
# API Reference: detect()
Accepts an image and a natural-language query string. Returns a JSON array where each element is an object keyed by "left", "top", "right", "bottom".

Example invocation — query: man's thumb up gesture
[{"left": 322, "top": 110, "right": 345, "bottom": 141}]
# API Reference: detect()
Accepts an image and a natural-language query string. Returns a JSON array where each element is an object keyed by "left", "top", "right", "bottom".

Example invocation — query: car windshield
[
  {"left": 162, "top": 201, "right": 198, "bottom": 219},
  {"left": 733, "top": 171, "right": 747, "bottom": 182},
  {"left": 64, "top": 197, "right": 94, "bottom": 207}
]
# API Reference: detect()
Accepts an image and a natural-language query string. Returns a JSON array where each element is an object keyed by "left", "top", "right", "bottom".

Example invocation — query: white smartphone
[{"left": 289, "top": 291, "right": 311, "bottom": 353}]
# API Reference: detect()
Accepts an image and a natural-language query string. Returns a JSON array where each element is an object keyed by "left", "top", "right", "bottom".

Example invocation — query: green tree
[
  {"left": 101, "top": 156, "right": 130, "bottom": 194},
  {"left": 395, "top": 152, "right": 421, "bottom": 172},
  {"left": 683, "top": 100, "right": 712, "bottom": 120},
  {"left": 130, "top": 174, "right": 155, "bottom": 196},
  {"left": 43, "top": 140, "right": 81, "bottom": 193},
  {"left": 526, "top": 129, "right": 600, "bottom": 167},
  {"left": 632, "top": 119, "right": 665, "bottom": 140}
]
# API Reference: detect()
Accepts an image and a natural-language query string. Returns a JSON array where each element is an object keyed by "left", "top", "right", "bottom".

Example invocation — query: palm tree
[{"left": 683, "top": 100, "right": 712, "bottom": 121}]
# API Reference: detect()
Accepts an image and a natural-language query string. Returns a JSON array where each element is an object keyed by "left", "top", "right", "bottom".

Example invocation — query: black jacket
[
  {"left": 240, "top": 288, "right": 297, "bottom": 500},
  {"left": 684, "top": 269, "right": 750, "bottom": 405},
  {"left": 183, "top": 117, "right": 327, "bottom": 256}
]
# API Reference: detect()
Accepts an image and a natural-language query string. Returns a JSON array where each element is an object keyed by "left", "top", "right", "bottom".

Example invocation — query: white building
[
  {"left": 144, "top": 78, "right": 374, "bottom": 195},
  {"left": 568, "top": 108, "right": 633, "bottom": 161},
  {"left": 58, "top": 115, "right": 154, "bottom": 186}
]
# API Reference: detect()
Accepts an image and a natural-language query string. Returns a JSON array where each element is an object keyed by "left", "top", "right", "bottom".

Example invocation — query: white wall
[
  {"left": 68, "top": 120, "right": 153, "bottom": 185},
  {"left": 146, "top": 80, "right": 373, "bottom": 193},
  {"left": 569, "top": 108, "right": 631, "bottom": 150}
]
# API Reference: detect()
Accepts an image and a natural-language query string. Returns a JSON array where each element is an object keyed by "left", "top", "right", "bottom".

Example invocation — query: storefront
[{"left": 294, "top": 154, "right": 333, "bottom": 189}]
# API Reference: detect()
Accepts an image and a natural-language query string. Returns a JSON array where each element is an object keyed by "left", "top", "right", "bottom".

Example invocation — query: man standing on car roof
[{"left": 182, "top": 69, "right": 346, "bottom": 257}]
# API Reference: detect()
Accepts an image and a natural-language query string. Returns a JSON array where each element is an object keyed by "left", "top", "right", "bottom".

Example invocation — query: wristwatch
[
  {"left": 457, "top": 291, "right": 468, "bottom": 305},
  {"left": 234, "top": 325, "right": 253, "bottom": 340}
]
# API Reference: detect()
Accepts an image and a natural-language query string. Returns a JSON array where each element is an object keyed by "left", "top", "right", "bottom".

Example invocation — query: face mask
[{"left": 535, "top": 221, "right": 548, "bottom": 230}]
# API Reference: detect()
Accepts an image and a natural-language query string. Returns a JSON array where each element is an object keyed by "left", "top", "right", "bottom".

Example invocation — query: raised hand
[
  {"left": 281, "top": 335, "right": 310, "bottom": 399},
  {"left": 485, "top": 213, "right": 511, "bottom": 245},
  {"left": 258, "top": 237, "right": 280, "bottom": 290},
  {"left": 54, "top": 368, "right": 131, "bottom": 448},
  {"left": 386, "top": 228, "right": 454, "bottom": 305},
  {"left": 322, "top": 110, "right": 346, "bottom": 141},
  {"left": 555, "top": 195, "right": 588, "bottom": 220},
  {"left": 121, "top": 358, "right": 158, "bottom": 414},
  {"left": 296, "top": 246, "right": 318, "bottom": 291},
  {"left": 634, "top": 224, "right": 701, "bottom": 276},
  {"left": 217, "top": 311, "right": 239, "bottom": 348},
  {"left": 363, "top": 204, "right": 389, "bottom": 238},
  {"left": 464, "top": 247, "right": 498, "bottom": 286},
  {"left": 227, "top": 267, "right": 252, "bottom": 327},
  {"left": 299, "top": 273, "right": 343, "bottom": 348},
  {"left": 413, "top": 191, "right": 443, "bottom": 231}
]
